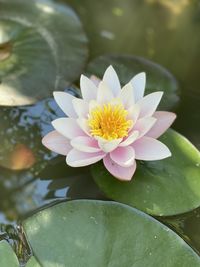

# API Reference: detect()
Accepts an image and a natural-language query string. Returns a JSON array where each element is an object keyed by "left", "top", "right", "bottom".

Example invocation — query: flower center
[{"left": 88, "top": 102, "right": 133, "bottom": 140}]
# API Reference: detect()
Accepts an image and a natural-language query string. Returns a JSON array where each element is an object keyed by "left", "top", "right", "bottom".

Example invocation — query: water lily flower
[{"left": 42, "top": 66, "right": 176, "bottom": 181}]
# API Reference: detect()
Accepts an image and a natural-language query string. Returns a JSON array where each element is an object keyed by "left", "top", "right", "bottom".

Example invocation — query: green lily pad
[
  {"left": 0, "top": 240, "right": 41, "bottom": 267},
  {"left": 0, "top": 241, "right": 19, "bottom": 267},
  {"left": 0, "top": 0, "right": 88, "bottom": 106},
  {"left": 92, "top": 129, "right": 200, "bottom": 216},
  {"left": 86, "top": 54, "right": 179, "bottom": 110},
  {"left": 23, "top": 200, "right": 200, "bottom": 267},
  {"left": 26, "top": 257, "right": 41, "bottom": 267}
]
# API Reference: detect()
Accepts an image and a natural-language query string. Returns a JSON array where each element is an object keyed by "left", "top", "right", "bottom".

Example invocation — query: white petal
[
  {"left": 133, "top": 117, "right": 157, "bottom": 138},
  {"left": 52, "top": 118, "right": 84, "bottom": 140},
  {"left": 77, "top": 118, "right": 91, "bottom": 136},
  {"left": 66, "top": 149, "right": 105, "bottom": 167},
  {"left": 53, "top": 91, "right": 77, "bottom": 117},
  {"left": 97, "top": 137, "right": 122, "bottom": 153},
  {"left": 80, "top": 75, "right": 98, "bottom": 101},
  {"left": 133, "top": 136, "right": 171, "bottom": 160},
  {"left": 42, "top": 130, "right": 71, "bottom": 156},
  {"left": 119, "top": 130, "right": 139, "bottom": 147},
  {"left": 137, "top": 91, "right": 163, "bottom": 118},
  {"left": 72, "top": 98, "right": 89, "bottom": 118},
  {"left": 118, "top": 82, "right": 134, "bottom": 108},
  {"left": 110, "top": 146, "right": 135, "bottom": 167},
  {"left": 90, "top": 75, "right": 101, "bottom": 87},
  {"left": 127, "top": 104, "right": 140, "bottom": 123},
  {"left": 147, "top": 111, "right": 177, "bottom": 139},
  {"left": 130, "top": 72, "right": 146, "bottom": 102},
  {"left": 70, "top": 136, "right": 101, "bottom": 153},
  {"left": 89, "top": 100, "right": 99, "bottom": 113},
  {"left": 103, "top": 154, "right": 137, "bottom": 181},
  {"left": 103, "top": 65, "right": 121, "bottom": 96},
  {"left": 97, "top": 81, "right": 113, "bottom": 104}
]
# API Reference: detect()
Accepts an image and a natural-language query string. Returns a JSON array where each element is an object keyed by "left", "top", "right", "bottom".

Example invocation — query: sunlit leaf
[
  {"left": 26, "top": 256, "right": 41, "bottom": 267},
  {"left": 92, "top": 129, "right": 200, "bottom": 216},
  {"left": 0, "top": 0, "right": 88, "bottom": 106},
  {"left": 23, "top": 200, "right": 200, "bottom": 267},
  {"left": 0, "top": 241, "right": 19, "bottom": 267}
]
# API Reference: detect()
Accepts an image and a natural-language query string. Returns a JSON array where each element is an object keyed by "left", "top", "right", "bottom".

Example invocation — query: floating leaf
[
  {"left": 0, "top": 241, "right": 19, "bottom": 267},
  {"left": 92, "top": 130, "right": 200, "bottom": 216},
  {"left": 86, "top": 54, "right": 179, "bottom": 110},
  {"left": 0, "top": 241, "right": 41, "bottom": 267},
  {"left": 26, "top": 257, "right": 41, "bottom": 267},
  {"left": 23, "top": 200, "right": 200, "bottom": 267},
  {"left": 0, "top": 0, "right": 88, "bottom": 106}
]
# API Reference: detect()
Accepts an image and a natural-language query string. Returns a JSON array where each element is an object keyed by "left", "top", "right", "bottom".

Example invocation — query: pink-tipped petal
[
  {"left": 133, "top": 136, "right": 171, "bottom": 160},
  {"left": 147, "top": 111, "right": 177, "bottom": 138},
  {"left": 103, "top": 155, "right": 137, "bottom": 181},
  {"left": 52, "top": 118, "right": 85, "bottom": 140},
  {"left": 137, "top": 91, "right": 163, "bottom": 118},
  {"left": 53, "top": 92, "right": 77, "bottom": 118},
  {"left": 72, "top": 98, "right": 89, "bottom": 118},
  {"left": 133, "top": 117, "right": 157, "bottom": 138},
  {"left": 70, "top": 136, "right": 101, "bottom": 153},
  {"left": 119, "top": 130, "right": 139, "bottom": 147},
  {"left": 97, "top": 137, "right": 122, "bottom": 153},
  {"left": 119, "top": 83, "right": 134, "bottom": 108},
  {"left": 80, "top": 75, "right": 98, "bottom": 101},
  {"left": 90, "top": 75, "right": 101, "bottom": 87},
  {"left": 42, "top": 130, "right": 71, "bottom": 155},
  {"left": 97, "top": 81, "right": 113, "bottom": 104},
  {"left": 130, "top": 72, "right": 146, "bottom": 102},
  {"left": 66, "top": 149, "right": 105, "bottom": 167},
  {"left": 103, "top": 65, "right": 121, "bottom": 96},
  {"left": 110, "top": 146, "right": 135, "bottom": 167}
]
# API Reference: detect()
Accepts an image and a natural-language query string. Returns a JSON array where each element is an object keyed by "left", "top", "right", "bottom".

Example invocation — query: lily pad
[
  {"left": 0, "top": 241, "right": 19, "bottom": 267},
  {"left": 23, "top": 200, "right": 200, "bottom": 267},
  {"left": 0, "top": 240, "right": 41, "bottom": 267},
  {"left": 0, "top": 0, "right": 88, "bottom": 106},
  {"left": 86, "top": 54, "right": 179, "bottom": 110},
  {"left": 92, "top": 129, "right": 200, "bottom": 216},
  {"left": 26, "top": 257, "right": 41, "bottom": 267}
]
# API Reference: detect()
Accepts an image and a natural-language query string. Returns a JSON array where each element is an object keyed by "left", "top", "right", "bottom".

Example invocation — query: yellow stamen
[{"left": 88, "top": 102, "right": 133, "bottom": 140}]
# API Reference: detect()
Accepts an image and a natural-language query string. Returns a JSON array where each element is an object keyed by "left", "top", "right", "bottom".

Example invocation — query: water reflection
[
  {"left": 39, "top": 157, "right": 104, "bottom": 200},
  {"left": 0, "top": 87, "right": 80, "bottom": 225}
]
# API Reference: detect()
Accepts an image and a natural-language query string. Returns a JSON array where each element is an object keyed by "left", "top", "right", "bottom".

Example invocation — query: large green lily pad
[
  {"left": 23, "top": 200, "right": 200, "bottom": 267},
  {"left": 92, "top": 129, "right": 200, "bottom": 216},
  {"left": 86, "top": 54, "right": 179, "bottom": 110},
  {"left": 0, "top": 0, "right": 88, "bottom": 106}
]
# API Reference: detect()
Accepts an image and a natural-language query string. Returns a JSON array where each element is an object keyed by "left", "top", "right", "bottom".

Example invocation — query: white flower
[{"left": 42, "top": 66, "right": 176, "bottom": 181}]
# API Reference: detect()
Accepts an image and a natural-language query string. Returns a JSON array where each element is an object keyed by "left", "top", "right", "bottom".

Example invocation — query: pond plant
[{"left": 0, "top": 0, "right": 200, "bottom": 266}]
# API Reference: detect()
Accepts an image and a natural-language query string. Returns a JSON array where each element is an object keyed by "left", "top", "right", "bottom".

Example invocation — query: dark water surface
[{"left": 0, "top": 0, "right": 200, "bottom": 259}]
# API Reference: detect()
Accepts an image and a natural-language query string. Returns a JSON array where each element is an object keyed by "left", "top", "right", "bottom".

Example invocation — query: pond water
[{"left": 0, "top": 0, "right": 200, "bottom": 261}]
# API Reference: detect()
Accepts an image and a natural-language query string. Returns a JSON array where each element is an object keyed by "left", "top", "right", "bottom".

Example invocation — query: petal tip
[
  {"left": 115, "top": 174, "right": 133, "bottom": 181},
  {"left": 53, "top": 91, "right": 66, "bottom": 99},
  {"left": 139, "top": 72, "right": 146, "bottom": 78}
]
